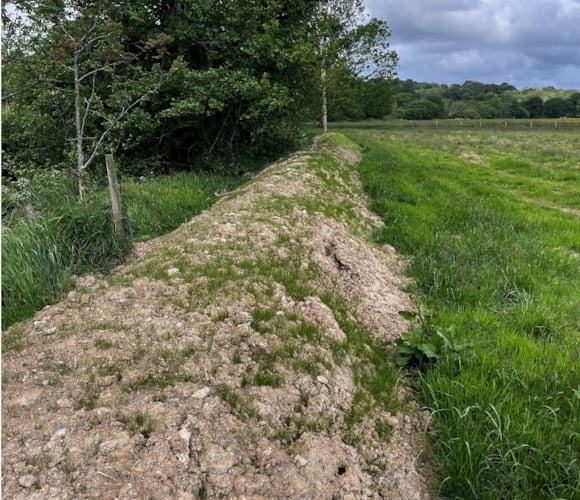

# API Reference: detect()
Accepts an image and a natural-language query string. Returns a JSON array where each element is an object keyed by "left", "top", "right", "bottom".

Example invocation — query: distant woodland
[{"left": 326, "top": 77, "right": 580, "bottom": 121}]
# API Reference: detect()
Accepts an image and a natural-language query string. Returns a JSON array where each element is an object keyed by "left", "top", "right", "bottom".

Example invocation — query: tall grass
[
  {"left": 2, "top": 172, "right": 244, "bottom": 329},
  {"left": 353, "top": 129, "right": 580, "bottom": 499},
  {"left": 122, "top": 172, "right": 243, "bottom": 241},
  {"left": 2, "top": 196, "right": 131, "bottom": 328}
]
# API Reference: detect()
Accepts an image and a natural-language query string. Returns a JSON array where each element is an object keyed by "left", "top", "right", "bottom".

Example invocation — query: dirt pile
[{"left": 2, "top": 134, "right": 432, "bottom": 499}]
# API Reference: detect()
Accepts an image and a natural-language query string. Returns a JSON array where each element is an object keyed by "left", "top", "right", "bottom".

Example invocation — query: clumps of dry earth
[{"left": 2, "top": 134, "right": 433, "bottom": 499}]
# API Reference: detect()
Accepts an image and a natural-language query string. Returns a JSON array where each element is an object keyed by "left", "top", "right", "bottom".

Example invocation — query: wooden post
[{"left": 105, "top": 154, "right": 124, "bottom": 238}]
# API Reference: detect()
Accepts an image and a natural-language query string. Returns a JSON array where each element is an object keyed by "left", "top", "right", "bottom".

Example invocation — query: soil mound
[{"left": 2, "top": 134, "right": 431, "bottom": 499}]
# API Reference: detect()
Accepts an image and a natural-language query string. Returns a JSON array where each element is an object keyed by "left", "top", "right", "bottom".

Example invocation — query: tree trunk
[
  {"left": 321, "top": 65, "right": 328, "bottom": 132},
  {"left": 319, "top": 1, "right": 328, "bottom": 133},
  {"left": 73, "top": 50, "right": 86, "bottom": 201}
]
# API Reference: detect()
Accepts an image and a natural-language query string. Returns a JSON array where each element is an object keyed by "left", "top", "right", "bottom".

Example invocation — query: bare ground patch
[
  {"left": 459, "top": 150, "right": 489, "bottom": 166},
  {"left": 2, "top": 134, "right": 432, "bottom": 499}
]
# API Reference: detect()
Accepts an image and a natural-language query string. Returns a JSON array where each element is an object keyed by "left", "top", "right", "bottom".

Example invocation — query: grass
[
  {"left": 349, "top": 125, "right": 580, "bottom": 499},
  {"left": 2, "top": 171, "right": 243, "bottom": 329},
  {"left": 329, "top": 117, "right": 580, "bottom": 132},
  {"left": 2, "top": 195, "right": 132, "bottom": 328},
  {"left": 122, "top": 172, "right": 243, "bottom": 241}
]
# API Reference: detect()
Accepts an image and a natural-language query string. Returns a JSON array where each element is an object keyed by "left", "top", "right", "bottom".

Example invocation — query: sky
[{"left": 364, "top": 0, "right": 580, "bottom": 89}]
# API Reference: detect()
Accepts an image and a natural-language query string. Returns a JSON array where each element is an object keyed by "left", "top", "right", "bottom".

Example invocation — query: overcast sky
[{"left": 364, "top": 0, "right": 580, "bottom": 89}]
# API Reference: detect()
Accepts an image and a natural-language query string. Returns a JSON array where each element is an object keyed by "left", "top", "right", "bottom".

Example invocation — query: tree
[
  {"left": 3, "top": 0, "right": 162, "bottom": 199},
  {"left": 362, "top": 78, "right": 395, "bottom": 118},
  {"left": 523, "top": 96, "right": 544, "bottom": 118},
  {"left": 3, "top": 0, "right": 321, "bottom": 186},
  {"left": 544, "top": 97, "right": 569, "bottom": 118},
  {"left": 566, "top": 92, "right": 580, "bottom": 117},
  {"left": 399, "top": 99, "right": 442, "bottom": 120},
  {"left": 325, "top": 66, "right": 365, "bottom": 121},
  {"left": 315, "top": 0, "right": 397, "bottom": 131}
]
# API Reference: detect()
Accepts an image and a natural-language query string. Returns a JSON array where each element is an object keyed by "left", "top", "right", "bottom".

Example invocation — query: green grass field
[{"left": 344, "top": 124, "right": 579, "bottom": 498}]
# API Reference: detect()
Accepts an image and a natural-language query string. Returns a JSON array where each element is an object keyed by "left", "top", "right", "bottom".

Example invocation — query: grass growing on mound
[{"left": 353, "top": 129, "right": 580, "bottom": 499}]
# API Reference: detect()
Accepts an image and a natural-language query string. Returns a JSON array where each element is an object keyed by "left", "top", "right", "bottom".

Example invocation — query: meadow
[{"left": 345, "top": 123, "right": 580, "bottom": 498}]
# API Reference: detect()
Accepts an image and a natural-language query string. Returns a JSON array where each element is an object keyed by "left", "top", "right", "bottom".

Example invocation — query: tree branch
[
  {"left": 81, "top": 86, "right": 160, "bottom": 171},
  {"left": 80, "top": 72, "right": 97, "bottom": 137}
]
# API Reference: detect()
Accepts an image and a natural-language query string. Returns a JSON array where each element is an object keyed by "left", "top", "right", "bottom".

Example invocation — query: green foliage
[
  {"left": 391, "top": 79, "right": 579, "bottom": 121},
  {"left": 399, "top": 99, "right": 444, "bottom": 120},
  {"left": 3, "top": 0, "right": 322, "bottom": 182},
  {"left": 396, "top": 306, "right": 465, "bottom": 369},
  {"left": 544, "top": 97, "right": 571, "bottom": 118},
  {"left": 320, "top": 69, "right": 395, "bottom": 122},
  {"left": 523, "top": 96, "right": 545, "bottom": 118}
]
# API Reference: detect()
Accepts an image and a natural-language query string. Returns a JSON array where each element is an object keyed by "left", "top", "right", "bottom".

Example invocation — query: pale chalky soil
[{"left": 2, "top": 134, "right": 432, "bottom": 499}]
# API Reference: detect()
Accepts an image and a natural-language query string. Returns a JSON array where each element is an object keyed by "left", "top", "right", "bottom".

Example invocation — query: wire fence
[{"left": 329, "top": 118, "right": 580, "bottom": 131}]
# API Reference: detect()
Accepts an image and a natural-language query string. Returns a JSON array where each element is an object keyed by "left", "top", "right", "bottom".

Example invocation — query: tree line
[
  {"left": 394, "top": 80, "right": 580, "bottom": 120},
  {"left": 2, "top": 0, "right": 397, "bottom": 199},
  {"left": 309, "top": 76, "right": 580, "bottom": 123}
]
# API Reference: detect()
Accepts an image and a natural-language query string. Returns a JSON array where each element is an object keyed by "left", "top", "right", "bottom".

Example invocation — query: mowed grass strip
[{"left": 351, "top": 128, "right": 580, "bottom": 499}]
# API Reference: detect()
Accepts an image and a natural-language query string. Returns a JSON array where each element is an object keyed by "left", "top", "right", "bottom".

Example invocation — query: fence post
[{"left": 105, "top": 154, "right": 124, "bottom": 238}]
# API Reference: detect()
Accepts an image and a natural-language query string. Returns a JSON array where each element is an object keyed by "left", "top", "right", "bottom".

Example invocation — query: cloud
[{"left": 364, "top": 0, "right": 580, "bottom": 88}]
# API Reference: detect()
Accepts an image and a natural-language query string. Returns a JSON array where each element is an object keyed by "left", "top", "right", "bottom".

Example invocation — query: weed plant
[{"left": 353, "top": 128, "right": 580, "bottom": 499}]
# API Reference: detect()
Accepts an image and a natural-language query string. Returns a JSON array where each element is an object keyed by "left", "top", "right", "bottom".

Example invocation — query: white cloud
[{"left": 364, "top": 0, "right": 580, "bottom": 88}]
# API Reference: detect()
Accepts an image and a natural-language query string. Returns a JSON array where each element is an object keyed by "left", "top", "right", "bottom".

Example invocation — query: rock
[
  {"left": 192, "top": 387, "right": 211, "bottom": 399},
  {"left": 51, "top": 427, "right": 67, "bottom": 440},
  {"left": 43, "top": 326, "right": 57, "bottom": 336},
  {"left": 18, "top": 474, "right": 37, "bottom": 488},
  {"left": 167, "top": 267, "right": 180, "bottom": 277},
  {"left": 179, "top": 427, "right": 192, "bottom": 442},
  {"left": 316, "top": 375, "right": 328, "bottom": 386},
  {"left": 294, "top": 455, "right": 308, "bottom": 467}
]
